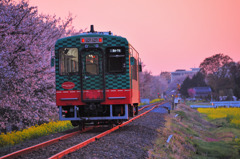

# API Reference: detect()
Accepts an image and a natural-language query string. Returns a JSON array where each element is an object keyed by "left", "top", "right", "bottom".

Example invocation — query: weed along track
[{"left": 0, "top": 102, "right": 167, "bottom": 159}]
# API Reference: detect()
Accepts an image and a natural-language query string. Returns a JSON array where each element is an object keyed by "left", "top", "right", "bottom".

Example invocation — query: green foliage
[
  {"left": 193, "top": 140, "right": 240, "bottom": 159},
  {"left": 199, "top": 53, "right": 233, "bottom": 75},
  {"left": 180, "top": 72, "right": 207, "bottom": 98},
  {"left": 175, "top": 111, "right": 188, "bottom": 120},
  {"left": 180, "top": 76, "right": 191, "bottom": 97},
  {"left": 199, "top": 54, "right": 240, "bottom": 99},
  {"left": 0, "top": 121, "right": 73, "bottom": 147}
]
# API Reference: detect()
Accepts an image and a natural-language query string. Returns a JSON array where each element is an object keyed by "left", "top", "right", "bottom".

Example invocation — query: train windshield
[
  {"left": 59, "top": 48, "right": 79, "bottom": 75},
  {"left": 106, "top": 47, "right": 125, "bottom": 73},
  {"left": 85, "top": 54, "right": 99, "bottom": 75}
]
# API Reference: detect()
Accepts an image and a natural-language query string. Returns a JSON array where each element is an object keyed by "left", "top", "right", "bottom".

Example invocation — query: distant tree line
[
  {"left": 200, "top": 54, "right": 240, "bottom": 100},
  {"left": 179, "top": 72, "right": 207, "bottom": 98},
  {"left": 180, "top": 53, "right": 240, "bottom": 100}
]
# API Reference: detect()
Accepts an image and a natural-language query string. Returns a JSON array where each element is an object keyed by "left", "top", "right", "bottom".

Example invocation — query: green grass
[
  {"left": 151, "top": 103, "right": 240, "bottom": 159},
  {"left": 175, "top": 110, "right": 189, "bottom": 120},
  {"left": 216, "top": 127, "right": 240, "bottom": 135},
  {"left": 193, "top": 140, "right": 240, "bottom": 159},
  {"left": 192, "top": 113, "right": 240, "bottom": 158}
]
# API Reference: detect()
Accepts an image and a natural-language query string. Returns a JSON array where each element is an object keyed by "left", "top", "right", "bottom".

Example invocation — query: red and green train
[{"left": 54, "top": 25, "right": 141, "bottom": 128}]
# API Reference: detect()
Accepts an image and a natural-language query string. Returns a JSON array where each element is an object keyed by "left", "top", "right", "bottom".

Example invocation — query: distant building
[
  {"left": 193, "top": 87, "right": 212, "bottom": 98},
  {"left": 171, "top": 68, "right": 200, "bottom": 82}
]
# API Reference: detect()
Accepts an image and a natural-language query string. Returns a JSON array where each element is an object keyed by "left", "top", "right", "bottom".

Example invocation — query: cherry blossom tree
[
  {"left": 139, "top": 65, "right": 168, "bottom": 100},
  {"left": 0, "top": 0, "right": 83, "bottom": 132},
  {"left": 139, "top": 69, "right": 152, "bottom": 99}
]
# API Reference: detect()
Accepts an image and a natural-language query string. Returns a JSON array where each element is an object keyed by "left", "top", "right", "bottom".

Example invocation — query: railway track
[{"left": 0, "top": 102, "right": 166, "bottom": 159}]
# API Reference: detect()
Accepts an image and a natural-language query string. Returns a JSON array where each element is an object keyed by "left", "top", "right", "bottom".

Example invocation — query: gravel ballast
[
  {"left": 63, "top": 107, "right": 167, "bottom": 159},
  {"left": 0, "top": 105, "right": 168, "bottom": 159}
]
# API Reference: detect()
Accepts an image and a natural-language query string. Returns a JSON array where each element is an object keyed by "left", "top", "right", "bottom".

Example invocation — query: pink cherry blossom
[{"left": 0, "top": 0, "right": 83, "bottom": 133}]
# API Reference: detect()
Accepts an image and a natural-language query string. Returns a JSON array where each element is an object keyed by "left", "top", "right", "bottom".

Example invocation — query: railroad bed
[{"left": 1, "top": 103, "right": 168, "bottom": 159}]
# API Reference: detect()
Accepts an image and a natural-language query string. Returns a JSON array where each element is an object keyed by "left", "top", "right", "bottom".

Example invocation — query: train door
[{"left": 80, "top": 48, "right": 105, "bottom": 102}]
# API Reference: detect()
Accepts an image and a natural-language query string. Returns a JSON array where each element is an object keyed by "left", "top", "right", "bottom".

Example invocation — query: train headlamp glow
[{"left": 80, "top": 37, "right": 103, "bottom": 44}]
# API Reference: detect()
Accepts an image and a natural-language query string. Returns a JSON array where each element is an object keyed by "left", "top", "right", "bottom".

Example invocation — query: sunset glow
[{"left": 29, "top": 0, "right": 240, "bottom": 75}]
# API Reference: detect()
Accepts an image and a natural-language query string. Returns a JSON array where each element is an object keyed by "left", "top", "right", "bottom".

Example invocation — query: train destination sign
[
  {"left": 81, "top": 37, "right": 103, "bottom": 44},
  {"left": 109, "top": 49, "right": 122, "bottom": 53}
]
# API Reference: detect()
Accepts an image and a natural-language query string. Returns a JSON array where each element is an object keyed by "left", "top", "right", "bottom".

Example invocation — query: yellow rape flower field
[
  {"left": 150, "top": 98, "right": 164, "bottom": 104},
  {"left": 197, "top": 107, "right": 240, "bottom": 127},
  {"left": 0, "top": 121, "right": 73, "bottom": 147}
]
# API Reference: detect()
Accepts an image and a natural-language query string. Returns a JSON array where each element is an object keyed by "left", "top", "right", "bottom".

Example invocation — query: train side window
[
  {"left": 106, "top": 47, "right": 125, "bottom": 73},
  {"left": 59, "top": 48, "right": 79, "bottom": 75},
  {"left": 85, "top": 54, "right": 99, "bottom": 75},
  {"left": 132, "top": 57, "right": 137, "bottom": 80}
]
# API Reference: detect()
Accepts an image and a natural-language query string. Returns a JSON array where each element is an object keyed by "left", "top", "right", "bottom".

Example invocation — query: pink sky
[{"left": 28, "top": 0, "right": 240, "bottom": 75}]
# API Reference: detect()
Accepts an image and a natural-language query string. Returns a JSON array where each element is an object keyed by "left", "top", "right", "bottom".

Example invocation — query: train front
[{"left": 54, "top": 26, "right": 140, "bottom": 127}]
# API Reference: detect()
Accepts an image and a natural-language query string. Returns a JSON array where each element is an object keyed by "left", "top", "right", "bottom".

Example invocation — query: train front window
[
  {"left": 59, "top": 48, "right": 79, "bottom": 75},
  {"left": 86, "top": 54, "right": 99, "bottom": 75},
  {"left": 106, "top": 47, "right": 125, "bottom": 73}
]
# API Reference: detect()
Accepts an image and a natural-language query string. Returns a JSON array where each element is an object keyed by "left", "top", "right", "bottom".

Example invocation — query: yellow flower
[
  {"left": 197, "top": 108, "right": 240, "bottom": 127},
  {"left": 0, "top": 121, "right": 73, "bottom": 147}
]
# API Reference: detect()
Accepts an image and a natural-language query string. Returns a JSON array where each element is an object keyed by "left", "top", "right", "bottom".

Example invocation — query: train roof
[{"left": 56, "top": 25, "right": 128, "bottom": 44}]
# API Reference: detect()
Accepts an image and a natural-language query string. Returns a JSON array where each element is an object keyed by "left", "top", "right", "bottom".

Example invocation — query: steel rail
[
  {"left": 0, "top": 102, "right": 164, "bottom": 159},
  {"left": 49, "top": 102, "right": 164, "bottom": 159},
  {"left": 0, "top": 127, "right": 95, "bottom": 159},
  {"left": 138, "top": 102, "right": 161, "bottom": 111}
]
